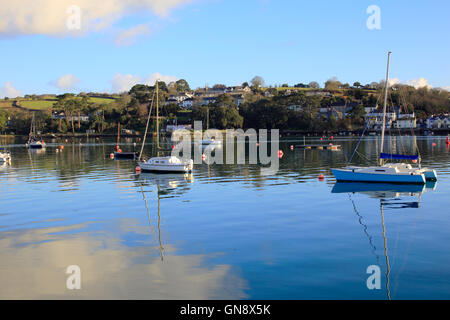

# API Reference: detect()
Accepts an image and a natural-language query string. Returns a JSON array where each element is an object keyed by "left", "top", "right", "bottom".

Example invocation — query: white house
[
  {"left": 181, "top": 98, "right": 194, "bottom": 109},
  {"left": 166, "top": 124, "right": 192, "bottom": 132},
  {"left": 393, "top": 113, "right": 416, "bottom": 129},
  {"left": 202, "top": 97, "right": 217, "bottom": 105},
  {"left": 365, "top": 112, "right": 397, "bottom": 130},
  {"left": 288, "top": 105, "right": 304, "bottom": 112},
  {"left": 426, "top": 114, "right": 450, "bottom": 129}
]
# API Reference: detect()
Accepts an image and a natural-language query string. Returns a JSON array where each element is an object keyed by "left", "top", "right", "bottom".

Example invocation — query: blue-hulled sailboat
[{"left": 332, "top": 52, "right": 437, "bottom": 184}]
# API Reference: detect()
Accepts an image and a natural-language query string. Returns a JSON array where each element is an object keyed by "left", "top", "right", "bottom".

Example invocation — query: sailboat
[
  {"left": 332, "top": 52, "right": 437, "bottom": 184},
  {"left": 113, "top": 122, "right": 137, "bottom": 159},
  {"left": 26, "top": 113, "right": 46, "bottom": 149},
  {"left": 137, "top": 81, "right": 193, "bottom": 173},
  {"left": 0, "top": 148, "right": 11, "bottom": 163}
]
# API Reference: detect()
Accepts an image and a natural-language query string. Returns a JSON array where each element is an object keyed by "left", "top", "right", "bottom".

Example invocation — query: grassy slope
[{"left": 0, "top": 96, "right": 116, "bottom": 111}]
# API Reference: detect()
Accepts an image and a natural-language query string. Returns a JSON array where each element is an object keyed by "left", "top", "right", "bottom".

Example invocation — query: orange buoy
[
  {"left": 118, "top": 149, "right": 122, "bottom": 153},
  {"left": 60, "top": 145, "right": 64, "bottom": 150},
  {"left": 318, "top": 174, "right": 325, "bottom": 180},
  {"left": 432, "top": 143, "right": 437, "bottom": 147},
  {"left": 412, "top": 159, "right": 417, "bottom": 164}
]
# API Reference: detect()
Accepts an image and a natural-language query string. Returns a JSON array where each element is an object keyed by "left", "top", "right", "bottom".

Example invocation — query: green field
[
  {"left": 19, "top": 100, "right": 56, "bottom": 110},
  {"left": 0, "top": 101, "right": 14, "bottom": 109},
  {"left": 0, "top": 96, "right": 117, "bottom": 111},
  {"left": 88, "top": 97, "right": 116, "bottom": 104}
]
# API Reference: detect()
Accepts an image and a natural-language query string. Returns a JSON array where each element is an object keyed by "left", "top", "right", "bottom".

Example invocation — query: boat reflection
[
  {"left": 332, "top": 181, "right": 436, "bottom": 199},
  {"left": 332, "top": 181, "right": 437, "bottom": 300},
  {"left": 136, "top": 172, "right": 194, "bottom": 261}
]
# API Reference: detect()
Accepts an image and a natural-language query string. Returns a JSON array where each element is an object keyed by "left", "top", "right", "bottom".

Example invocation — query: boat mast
[
  {"left": 380, "top": 51, "right": 392, "bottom": 166},
  {"left": 156, "top": 80, "right": 159, "bottom": 151}
]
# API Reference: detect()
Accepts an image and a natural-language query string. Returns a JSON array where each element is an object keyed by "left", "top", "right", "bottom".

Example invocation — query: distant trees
[
  {"left": 213, "top": 84, "right": 227, "bottom": 90},
  {"left": 250, "top": 76, "right": 265, "bottom": 89},
  {"left": 308, "top": 81, "right": 320, "bottom": 89},
  {"left": 176, "top": 79, "right": 190, "bottom": 92},
  {"left": 324, "top": 77, "right": 342, "bottom": 90}
]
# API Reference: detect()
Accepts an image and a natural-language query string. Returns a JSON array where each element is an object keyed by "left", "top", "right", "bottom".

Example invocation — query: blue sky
[{"left": 0, "top": 0, "right": 449, "bottom": 97}]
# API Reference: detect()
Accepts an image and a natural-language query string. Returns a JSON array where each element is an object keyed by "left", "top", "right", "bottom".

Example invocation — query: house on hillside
[
  {"left": 181, "top": 98, "right": 194, "bottom": 109},
  {"left": 426, "top": 114, "right": 450, "bottom": 129},
  {"left": 365, "top": 112, "right": 397, "bottom": 130},
  {"left": 202, "top": 97, "right": 217, "bottom": 105},
  {"left": 393, "top": 113, "right": 417, "bottom": 129},
  {"left": 288, "top": 105, "right": 304, "bottom": 112}
]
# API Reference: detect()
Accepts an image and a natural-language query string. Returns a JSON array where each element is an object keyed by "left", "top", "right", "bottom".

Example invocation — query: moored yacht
[{"left": 332, "top": 52, "right": 436, "bottom": 184}]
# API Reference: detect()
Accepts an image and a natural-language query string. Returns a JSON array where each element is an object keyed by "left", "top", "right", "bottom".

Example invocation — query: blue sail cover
[{"left": 380, "top": 153, "right": 419, "bottom": 160}]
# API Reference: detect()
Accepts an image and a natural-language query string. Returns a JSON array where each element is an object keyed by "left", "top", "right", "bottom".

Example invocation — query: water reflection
[
  {"left": 0, "top": 135, "right": 449, "bottom": 299},
  {"left": 332, "top": 181, "right": 437, "bottom": 300}
]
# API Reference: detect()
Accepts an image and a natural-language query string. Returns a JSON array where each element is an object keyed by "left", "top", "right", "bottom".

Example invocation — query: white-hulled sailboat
[
  {"left": 26, "top": 113, "right": 46, "bottom": 149},
  {"left": 332, "top": 52, "right": 437, "bottom": 184},
  {"left": 137, "top": 81, "right": 193, "bottom": 173}
]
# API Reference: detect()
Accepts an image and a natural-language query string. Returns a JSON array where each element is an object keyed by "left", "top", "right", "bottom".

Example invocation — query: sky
[{"left": 0, "top": 0, "right": 449, "bottom": 97}]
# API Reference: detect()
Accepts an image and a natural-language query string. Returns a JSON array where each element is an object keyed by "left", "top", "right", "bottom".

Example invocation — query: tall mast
[
  {"left": 156, "top": 80, "right": 159, "bottom": 150},
  {"left": 380, "top": 51, "right": 392, "bottom": 166}
]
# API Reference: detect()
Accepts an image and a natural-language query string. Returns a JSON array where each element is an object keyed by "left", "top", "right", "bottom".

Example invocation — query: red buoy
[
  {"left": 135, "top": 166, "right": 141, "bottom": 172},
  {"left": 432, "top": 143, "right": 437, "bottom": 147},
  {"left": 290, "top": 145, "right": 294, "bottom": 150},
  {"left": 412, "top": 159, "right": 417, "bottom": 164},
  {"left": 172, "top": 145, "right": 175, "bottom": 149},
  {"left": 278, "top": 150, "right": 284, "bottom": 158},
  {"left": 318, "top": 174, "right": 325, "bottom": 180},
  {"left": 110, "top": 153, "right": 114, "bottom": 159},
  {"left": 446, "top": 136, "right": 449, "bottom": 145}
]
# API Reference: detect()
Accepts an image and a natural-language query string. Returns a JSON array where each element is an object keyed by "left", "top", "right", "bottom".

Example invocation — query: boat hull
[
  {"left": 138, "top": 162, "right": 193, "bottom": 173},
  {"left": 114, "top": 152, "right": 137, "bottom": 160},
  {"left": 332, "top": 168, "right": 426, "bottom": 184}
]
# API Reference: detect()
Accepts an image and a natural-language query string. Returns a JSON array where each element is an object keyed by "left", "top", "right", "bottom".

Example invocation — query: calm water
[{"left": 0, "top": 135, "right": 449, "bottom": 299}]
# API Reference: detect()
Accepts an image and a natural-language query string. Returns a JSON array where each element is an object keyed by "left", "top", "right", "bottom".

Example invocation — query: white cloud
[
  {"left": 388, "top": 77, "right": 434, "bottom": 89},
  {"left": 404, "top": 78, "right": 432, "bottom": 89},
  {"left": 144, "top": 73, "right": 178, "bottom": 86},
  {"left": 50, "top": 74, "right": 80, "bottom": 91},
  {"left": 115, "top": 24, "right": 152, "bottom": 46},
  {"left": 0, "top": 1, "right": 192, "bottom": 37},
  {"left": 0, "top": 82, "right": 22, "bottom": 98},
  {"left": 111, "top": 72, "right": 178, "bottom": 93},
  {"left": 111, "top": 74, "right": 142, "bottom": 93},
  {"left": 388, "top": 78, "right": 401, "bottom": 86}
]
